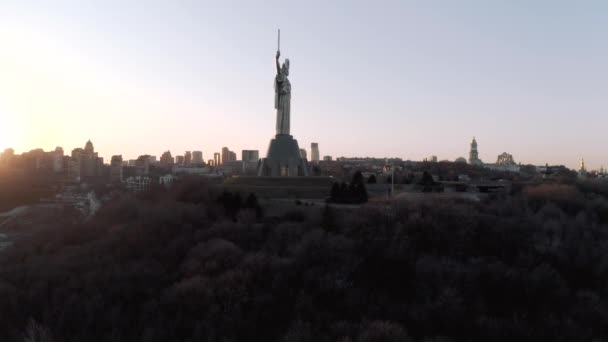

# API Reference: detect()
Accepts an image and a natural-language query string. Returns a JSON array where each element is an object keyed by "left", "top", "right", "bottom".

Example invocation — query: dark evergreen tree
[
  {"left": 351, "top": 171, "right": 368, "bottom": 203},
  {"left": 352, "top": 170, "right": 364, "bottom": 185},
  {"left": 321, "top": 204, "right": 337, "bottom": 232},
  {"left": 340, "top": 182, "right": 348, "bottom": 196},
  {"left": 218, "top": 191, "right": 243, "bottom": 220},
  {"left": 420, "top": 171, "right": 435, "bottom": 185},
  {"left": 245, "top": 193, "right": 263, "bottom": 218},
  {"left": 330, "top": 183, "right": 340, "bottom": 201}
]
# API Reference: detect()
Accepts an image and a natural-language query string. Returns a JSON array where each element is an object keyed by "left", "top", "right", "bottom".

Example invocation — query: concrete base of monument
[{"left": 258, "top": 134, "right": 309, "bottom": 177}]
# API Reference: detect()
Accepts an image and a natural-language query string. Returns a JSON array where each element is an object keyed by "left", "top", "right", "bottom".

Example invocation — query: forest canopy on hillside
[{"left": 1, "top": 178, "right": 608, "bottom": 341}]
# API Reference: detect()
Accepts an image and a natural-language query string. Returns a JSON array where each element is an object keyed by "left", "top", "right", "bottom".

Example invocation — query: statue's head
[{"left": 282, "top": 59, "right": 290, "bottom": 76}]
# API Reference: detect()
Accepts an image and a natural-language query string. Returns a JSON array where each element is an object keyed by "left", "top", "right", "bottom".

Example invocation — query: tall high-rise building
[
  {"left": 110, "top": 155, "right": 123, "bottom": 182},
  {"left": 213, "top": 153, "right": 221, "bottom": 166},
  {"left": 311, "top": 143, "right": 320, "bottom": 163},
  {"left": 68, "top": 140, "right": 103, "bottom": 182},
  {"left": 468, "top": 137, "right": 482, "bottom": 166},
  {"left": 135, "top": 155, "right": 150, "bottom": 176},
  {"left": 221, "top": 147, "right": 237, "bottom": 164},
  {"left": 68, "top": 148, "right": 83, "bottom": 182},
  {"left": 242, "top": 150, "right": 260, "bottom": 162},
  {"left": 299, "top": 149, "right": 307, "bottom": 160},
  {"left": 176, "top": 155, "right": 185, "bottom": 165},
  {"left": 184, "top": 151, "right": 192, "bottom": 165},
  {"left": 52, "top": 147, "right": 64, "bottom": 173},
  {"left": 192, "top": 151, "right": 203, "bottom": 165},
  {"left": 160, "top": 151, "right": 174, "bottom": 166},
  {"left": 81, "top": 140, "right": 102, "bottom": 178},
  {"left": 221, "top": 147, "right": 230, "bottom": 165}
]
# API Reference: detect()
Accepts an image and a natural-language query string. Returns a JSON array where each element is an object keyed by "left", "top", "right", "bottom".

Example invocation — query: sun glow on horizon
[
  {"left": 0, "top": 99, "right": 19, "bottom": 151},
  {"left": 0, "top": 114, "right": 16, "bottom": 152}
]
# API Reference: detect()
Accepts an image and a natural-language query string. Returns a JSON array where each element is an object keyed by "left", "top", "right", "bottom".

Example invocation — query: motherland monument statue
[
  {"left": 258, "top": 30, "right": 308, "bottom": 177},
  {"left": 274, "top": 44, "right": 291, "bottom": 135}
]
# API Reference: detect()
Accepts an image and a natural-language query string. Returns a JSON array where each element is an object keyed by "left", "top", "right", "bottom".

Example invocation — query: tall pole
[{"left": 391, "top": 164, "right": 394, "bottom": 197}]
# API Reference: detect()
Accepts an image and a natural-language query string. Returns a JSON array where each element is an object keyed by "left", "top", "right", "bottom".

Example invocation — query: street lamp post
[{"left": 391, "top": 164, "right": 394, "bottom": 198}]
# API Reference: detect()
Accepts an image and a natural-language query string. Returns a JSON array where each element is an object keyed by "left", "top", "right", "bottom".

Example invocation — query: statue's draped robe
[{"left": 274, "top": 72, "right": 291, "bottom": 135}]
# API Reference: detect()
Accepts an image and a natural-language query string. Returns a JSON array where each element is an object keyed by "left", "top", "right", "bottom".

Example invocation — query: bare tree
[{"left": 23, "top": 319, "right": 53, "bottom": 342}]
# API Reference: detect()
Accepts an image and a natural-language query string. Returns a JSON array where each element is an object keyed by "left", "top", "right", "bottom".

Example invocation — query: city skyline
[
  {"left": 4, "top": 137, "right": 605, "bottom": 173},
  {"left": 1, "top": 1, "right": 607, "bottom": 169}
]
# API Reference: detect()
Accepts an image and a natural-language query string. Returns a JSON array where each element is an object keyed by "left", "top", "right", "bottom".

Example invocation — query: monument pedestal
[{"left": 258, "top": 134, "right": 308, "bottom": 176}]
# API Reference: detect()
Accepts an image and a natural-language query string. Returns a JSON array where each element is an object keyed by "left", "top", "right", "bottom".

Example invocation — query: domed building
[
  {"left": 455, "top": 157, "right": 467, "bottom": 163},
  {"left": 485, "top": 151, "right": 520, "bottom": 172},
  {"left": 496, "top": 152, "right": 516, "bottom": 165}
]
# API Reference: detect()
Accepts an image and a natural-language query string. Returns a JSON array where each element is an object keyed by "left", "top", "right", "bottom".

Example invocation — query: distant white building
[
  {"left": 485, "top": 163, "right": 520, "bottom": 173},
  {"left": 159, "top": 174, "right": 176, "bottom": 187},
  {"left": 125, "top": 176, "right": 151, "bottom": 193},
  {"left": 458, "top": 174, "right": 471, "bottom": 182}
]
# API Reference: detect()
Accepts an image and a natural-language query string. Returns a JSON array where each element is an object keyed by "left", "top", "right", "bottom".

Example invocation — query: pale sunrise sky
[{"left": 0, "top": 1, "right": 606, "bottom": 169}]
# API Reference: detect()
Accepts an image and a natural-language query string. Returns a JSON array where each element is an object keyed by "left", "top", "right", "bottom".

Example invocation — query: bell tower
[{"left": 468, "top": 137, "right": 481, "bottom": 165}]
